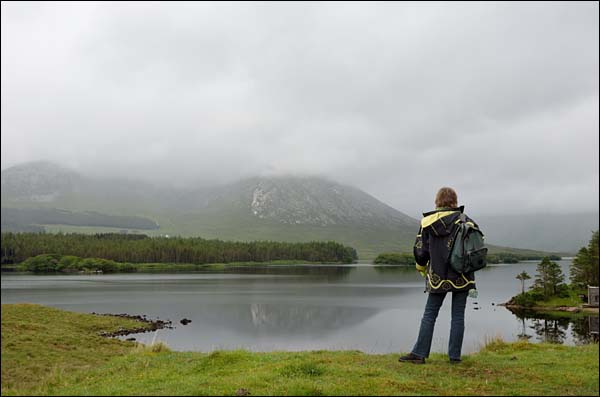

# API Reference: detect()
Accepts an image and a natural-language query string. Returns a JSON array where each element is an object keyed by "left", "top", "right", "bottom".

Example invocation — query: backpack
[{"left": 448, "top": 213, "right": 488, "bottom": 274}]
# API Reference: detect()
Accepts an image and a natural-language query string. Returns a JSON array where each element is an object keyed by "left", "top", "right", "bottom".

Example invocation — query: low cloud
[{"left": 2, "top": 2, "right": 598, "bottom": 216}]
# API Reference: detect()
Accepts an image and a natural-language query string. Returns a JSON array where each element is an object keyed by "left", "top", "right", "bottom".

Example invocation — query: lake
[{"left": 1, "top": 259, "right": 597, "bottom": 354}]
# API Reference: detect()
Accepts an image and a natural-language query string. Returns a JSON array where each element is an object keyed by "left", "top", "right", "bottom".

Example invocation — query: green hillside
[{"left": 23, "top": 212, "right": 416, "bottom": 260}]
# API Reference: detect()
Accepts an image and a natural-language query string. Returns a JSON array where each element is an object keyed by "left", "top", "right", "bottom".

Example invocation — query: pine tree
[
  {"left": 516, "top": 271, "right": 531, "bottom": 295},
  {"left": 587, "top": 230, "right": 599, "bottom": 287},
  {"left": 546, "top": 260, "right": 565, "bottom": 296},
  {"left": 534, "top": 257, "right": 564, "bottom": 298},
  {"left": 569, "top": 230, "right": 599, "bottom": 290},
  {"left": 570, "top": 247, "right": 590, "bottom": 290}
]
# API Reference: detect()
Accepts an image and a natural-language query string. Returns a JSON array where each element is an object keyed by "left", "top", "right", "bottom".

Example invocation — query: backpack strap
[{"left": 447, "top": 212, "right": 467, "bottom": 265}]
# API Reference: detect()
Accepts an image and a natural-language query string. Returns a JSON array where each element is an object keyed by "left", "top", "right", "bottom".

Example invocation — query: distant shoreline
[
  {"left": 2, "top": 258, "right": 575, "bottom": 274},
  {"left": 0, "top": 259, "right": 352, "bottom": 274},
  {"left": 499, "top": 303, "right": 599, "bottom": 315}
]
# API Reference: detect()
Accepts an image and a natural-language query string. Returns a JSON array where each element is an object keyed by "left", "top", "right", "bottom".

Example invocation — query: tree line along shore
[{"left": 0, "top": 232, "right": 358, "bottom": 271}]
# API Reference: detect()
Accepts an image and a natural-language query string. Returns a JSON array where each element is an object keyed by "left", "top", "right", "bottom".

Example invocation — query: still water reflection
[
  {"left": 510, "top": 308, "right": 599, "bottom": 344},
  {"left": 1, "top": 260, "right": 597, "bottom": 353}
]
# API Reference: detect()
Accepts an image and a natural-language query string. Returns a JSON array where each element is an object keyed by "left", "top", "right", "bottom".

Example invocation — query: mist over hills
[
  {"left": 0, "top": 161, "right": 416, "bottom": 227},
  {"left": 2, "top": 161, "right": 596, "bottom": 257},
  {"left": 473, "top": 213, "right": 599, "bottom": 253},
  {"left": 1, "top": 162, "right": 419, "bottom": 258}
]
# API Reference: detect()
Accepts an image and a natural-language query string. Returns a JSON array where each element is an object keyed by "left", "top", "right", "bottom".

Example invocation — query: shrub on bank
[
  {"left": 19, "top": 254, "right": 136, "bottom": 273},
  {"left": 510, "top": 285, "right": 580, "bottom": 307},
  {"left": 511, "top": 289, "right": 545, "bottom": 307},
  {"left": 373, "top": 252, "right": 414, "bottom": 265}
]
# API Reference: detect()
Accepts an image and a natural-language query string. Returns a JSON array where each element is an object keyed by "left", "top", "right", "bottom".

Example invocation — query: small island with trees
[{"left": 502, "top": 230, "right": 599, "bottom": 315}]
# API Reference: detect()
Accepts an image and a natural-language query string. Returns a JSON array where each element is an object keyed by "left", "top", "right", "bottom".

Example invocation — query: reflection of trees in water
[
  {"left": 589, "top": 316, "right": 599, "bottom": 343},
  {"left": 517, "top": 317, "right": 532, "bottom": 340},
  {"left": 571, "top": 316, "right": 599, "bottom": 344},
  {"left": 529, "top": 318, "right": 568, "bottom": 344},
  {"left": 507, "top": 307, "right": 598, "bottom": 344}
]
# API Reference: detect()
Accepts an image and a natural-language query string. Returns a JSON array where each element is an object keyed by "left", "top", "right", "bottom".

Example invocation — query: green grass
[
  {"left": 1, "top": 304, "right": 143, "bottom": 395},
  {"left": 536, "top": 290, "right": 584, "bottom": 308},
  {"left": 2, "top": 304, "right": 598, "bottom": 396},
  {"left": 49, "top": 344, "right": 599, "bottom": 396}
]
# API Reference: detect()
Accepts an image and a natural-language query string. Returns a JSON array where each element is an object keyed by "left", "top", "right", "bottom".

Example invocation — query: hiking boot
[
  {"left": 449, "top": 358, "right": 462, "bottom": 364},
  {"left": 398, "top": 353, "right": 425, "bottom": 364}
]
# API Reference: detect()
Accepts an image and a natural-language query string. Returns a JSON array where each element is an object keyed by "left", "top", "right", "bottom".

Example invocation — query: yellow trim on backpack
[
  {"left": 454, "top": 219, "right": 475, "bottom": 227},
  {"left": 421, "top": 211, "right": 458, "bottom": 229}
]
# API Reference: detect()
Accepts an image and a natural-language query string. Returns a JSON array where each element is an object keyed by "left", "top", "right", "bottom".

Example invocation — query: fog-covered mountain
[
  {"left": 179, "top": 176, "right": 417, "bottom": 229},
  {"left": 1, "top": 161, "right": 174, "bottom": 212},
  {"left": 1, "top": 162, "right": 419, "bottom": 257},
  {"left": 1, "top": 161, "right": 416, "bottom": 226},
  {"left": 1, "top": 161, "right": 83, "bottom": 203}
]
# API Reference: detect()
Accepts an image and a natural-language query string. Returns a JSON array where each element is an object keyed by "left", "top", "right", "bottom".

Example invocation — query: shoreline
[
  {"left": 0, "top": 259, "right": 353, "bottom": 274},
  {"left": 92, "top": 312, "right": 175, "bottom": 338},
  {"left": 499, "top": 303, "right": 599, "bottom": 315}
]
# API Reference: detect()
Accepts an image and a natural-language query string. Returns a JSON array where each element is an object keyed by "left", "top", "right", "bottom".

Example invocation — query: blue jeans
[{"left": 411, "top": 291, "right": 468, "bottom": 360}]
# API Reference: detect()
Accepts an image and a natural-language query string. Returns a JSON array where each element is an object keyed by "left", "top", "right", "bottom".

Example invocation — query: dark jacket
[{"left": 413, "top": 206, "right": 477, "bottom": 293}]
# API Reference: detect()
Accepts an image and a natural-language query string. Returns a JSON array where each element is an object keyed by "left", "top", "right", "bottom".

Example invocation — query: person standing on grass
[{"left": 399, "top": 187, "right": 479, "bottom": 364}]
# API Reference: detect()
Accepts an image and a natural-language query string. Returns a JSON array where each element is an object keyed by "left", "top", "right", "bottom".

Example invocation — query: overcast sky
[{"left": 1, "top": 2, "right": 598, "bottom": 217}]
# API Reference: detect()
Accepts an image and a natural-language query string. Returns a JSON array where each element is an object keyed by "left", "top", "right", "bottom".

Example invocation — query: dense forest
[
  {"left": 0, "top": 232, "right": 358, "bottom": 265},
  {"left": 1, "top": 207, "right": 159, "bottom": 231}
]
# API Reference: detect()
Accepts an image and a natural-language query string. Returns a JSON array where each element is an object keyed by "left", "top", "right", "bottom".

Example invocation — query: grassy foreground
[{"left": 2, "top": 304, "right": 598, "bottom": 396}]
